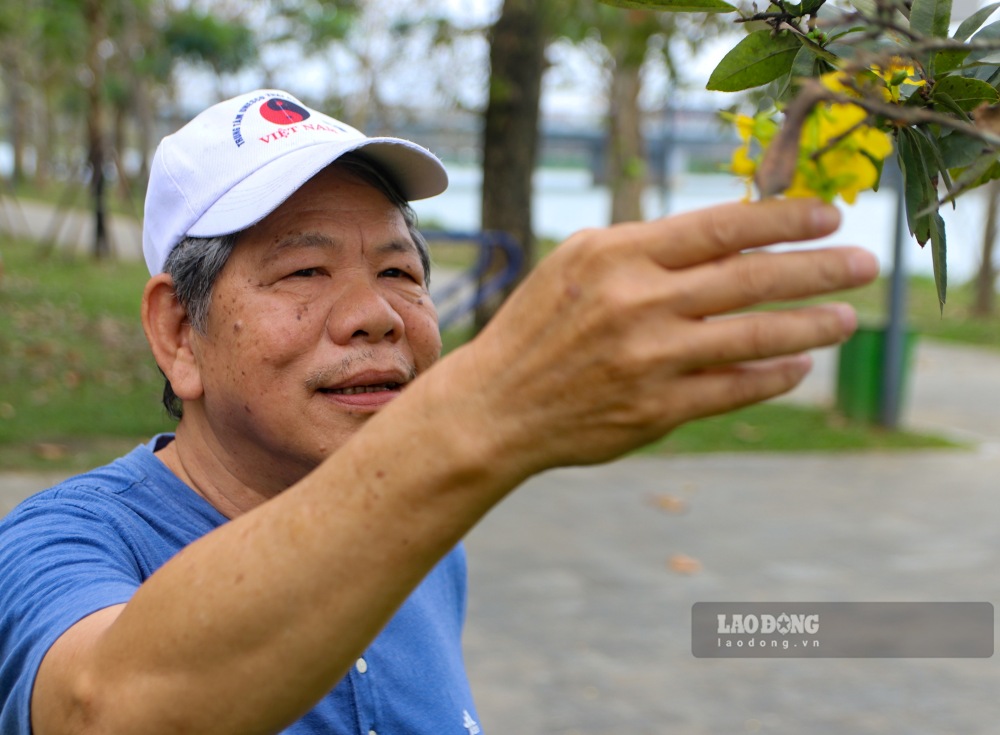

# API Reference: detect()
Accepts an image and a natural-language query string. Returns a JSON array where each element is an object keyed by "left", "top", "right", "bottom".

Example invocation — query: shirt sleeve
[{"left": 0, "top": 491, "right": 142, "bottom": 734}]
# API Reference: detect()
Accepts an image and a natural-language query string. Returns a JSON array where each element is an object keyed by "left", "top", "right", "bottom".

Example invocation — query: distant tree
[
  {"left": 0, "top": 2, "right": 32, "bottom": 184},
  {"left": 164, "top": 8, "right": 258, "bottom": 83},
  {"left": 603, "top": 11, "right": 657, "bottom": 224},
  {"left": 973, "top": 179, "right": 999, "bottom": 317},
  {"left": 476, "top": 0, "right": 550, "bottom": 329},
  {"left": 558, "top": 5, "right": 725, "bottom": 224},
  {"left": 474, "top": 1, "right": 727, "bottom": 327},
  {"left": 0, "top": 0, "right": 163, "bottom": 256}
]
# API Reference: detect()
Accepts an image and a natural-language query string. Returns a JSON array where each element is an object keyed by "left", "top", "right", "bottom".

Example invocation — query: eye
[
  {"left": 380, "top": 267, "right": 418, "bottom": 282},
  {"left": 288, "top": 267, "right": 322, "bottom": 278}
]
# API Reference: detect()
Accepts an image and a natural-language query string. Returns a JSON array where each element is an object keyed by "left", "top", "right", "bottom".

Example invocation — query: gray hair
[{"left": 158, "top": 153, "right": 432, "bottom": 420}]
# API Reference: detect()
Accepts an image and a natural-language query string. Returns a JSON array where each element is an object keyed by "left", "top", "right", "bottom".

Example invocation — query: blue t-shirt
[{"left": 0, "top": 436, "right": 481, "bottom": 734}]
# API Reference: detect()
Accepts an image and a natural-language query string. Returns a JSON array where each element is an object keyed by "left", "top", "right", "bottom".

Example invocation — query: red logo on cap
[{"left": 260, "top": 98, "right": 310, "bottom": 125}]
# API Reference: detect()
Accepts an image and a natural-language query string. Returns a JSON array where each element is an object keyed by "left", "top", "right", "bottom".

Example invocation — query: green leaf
[
  {"left": 936, "top": 49, "right": 970, "bottom": 73},
  {"left": 967, "top": 20, "right": 1000, "bottom": 63},
  {"left": 910, "top": 0, "right": 952, "bottom": 38},
  {"left": 929, "top": 91, "right": 971, "bottom": 119},
  {"left": 789, "top": 44, "right": 820, "bottom": 79},
  {"left": 597, "top": 0, "right": 736, "bottom": 11},
  {"left": 848, "top": 0, "right": 877, "bottom": 14},
  {"left": 869, "top": 154, "right": 886, "bottom": 192},
  {"left": 928, "top": 212, "right": 948, "bottom": 308},
  {"left": 932, "top": 76, "right": 999, "bottom": 112},
  {"left": 939, "top": 131, "right": 987, "bottom": 169},
  {"left": 896, "top": 129, "right": 934, "bottom": 243},
  {"left": 954, "top": 2, "right": 1000, "bottom": 40},
  {"left": 706, "top": 30, "right": 801, "bottom": 92},
  {"left": 948, "top": 152, "right": 1000, "bottom": 191},
  {"left": 914, "top": 126, "right": 954, "bottom": 193}
]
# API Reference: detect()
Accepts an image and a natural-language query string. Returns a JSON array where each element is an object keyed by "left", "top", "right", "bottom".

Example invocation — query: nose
[{"left": 326, "top": 278, "right": 405, "bottom": 345}]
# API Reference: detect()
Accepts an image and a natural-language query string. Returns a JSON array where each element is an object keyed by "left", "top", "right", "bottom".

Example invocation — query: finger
[
  {"left": 664, "top": 354, "right": 815, "bottom": 425},
  {"left": 667, "top": 246, "right": 879, "bottom": 318},
  {"left": 671, "top": 305, "right": 857, "bottom": 371},
  {"left": 605, "top": 198, "right": 842, "bottom": 270}
]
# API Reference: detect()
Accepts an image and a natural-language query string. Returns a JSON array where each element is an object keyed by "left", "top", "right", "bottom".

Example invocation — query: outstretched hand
[{"left": 445, "top": 198, "right": 878, "bottom": 478}]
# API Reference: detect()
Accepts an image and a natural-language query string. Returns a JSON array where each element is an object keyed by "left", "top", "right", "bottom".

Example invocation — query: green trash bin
[{"left": 835, "top": 325, "right": 917, "bottom": 424}]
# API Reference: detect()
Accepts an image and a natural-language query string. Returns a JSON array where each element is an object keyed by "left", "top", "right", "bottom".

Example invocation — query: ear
[{"left": 141, "top": 274, "right": 204, "bottom": 402}]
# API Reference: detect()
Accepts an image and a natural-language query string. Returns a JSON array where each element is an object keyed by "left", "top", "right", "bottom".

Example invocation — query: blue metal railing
[{"left": 423, "top": 230, "right": 523, "bottom": 330}]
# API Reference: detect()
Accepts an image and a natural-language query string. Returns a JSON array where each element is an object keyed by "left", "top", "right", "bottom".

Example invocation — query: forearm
[{"left": 36, "top": 349, "right": 514, "bottom": 735}]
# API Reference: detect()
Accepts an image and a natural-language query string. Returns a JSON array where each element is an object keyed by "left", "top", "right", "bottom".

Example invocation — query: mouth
[
  {"left": 311, "top": 367, "right": 414, "bottom": 411},
  {"left": 318, "top": 382, "right": 402, "bottom": 396}
]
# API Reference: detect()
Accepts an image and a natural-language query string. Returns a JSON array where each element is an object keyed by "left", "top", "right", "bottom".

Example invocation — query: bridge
[{"left": 390, "top": 107, "right": 740, "bottom": 184}]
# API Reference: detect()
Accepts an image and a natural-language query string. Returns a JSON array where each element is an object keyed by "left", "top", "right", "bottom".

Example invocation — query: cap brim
[{"left": 187, "top": 137, "right": 448, "bottom": 239}]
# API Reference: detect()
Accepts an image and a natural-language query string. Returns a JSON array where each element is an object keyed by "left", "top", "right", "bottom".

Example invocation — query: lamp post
[{"left": 879, "top": 157, "right": 909, "bottom": 428}]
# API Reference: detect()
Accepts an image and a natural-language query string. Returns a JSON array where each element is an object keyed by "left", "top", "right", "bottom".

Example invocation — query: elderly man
[{"left": 0, "top": 90, "right": 876, "bottom": 734}]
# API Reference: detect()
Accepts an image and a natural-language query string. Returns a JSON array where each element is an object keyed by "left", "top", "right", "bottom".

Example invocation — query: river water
[{"left": 412, "top": 165, "right": 995, "bottom": 284}]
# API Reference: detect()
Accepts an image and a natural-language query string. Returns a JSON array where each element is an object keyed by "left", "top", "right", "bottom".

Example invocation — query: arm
[{"left": 32, "top": 199, "right": 877, "bottom": 735}]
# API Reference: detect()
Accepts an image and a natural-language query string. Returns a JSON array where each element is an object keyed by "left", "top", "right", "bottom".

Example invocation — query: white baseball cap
[{"left": 142, "top": 89, "right": 449, "bottom": 275}]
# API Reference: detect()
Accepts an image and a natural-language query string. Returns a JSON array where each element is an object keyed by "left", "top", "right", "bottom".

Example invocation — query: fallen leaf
[
  {"left": 668, "top": 554, "right": 702, "bottom": 575},
  {"left": 651, "top": 493, "right": 688, "bottom": 514},
  {"left": 33, "top": 443, "right": 68, "bottom": 461}
]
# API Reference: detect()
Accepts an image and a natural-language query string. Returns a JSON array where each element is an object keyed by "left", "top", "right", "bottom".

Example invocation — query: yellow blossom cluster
[
  {"left": 728, "top": 71, "right": 895, "bottom": 204},
  {"left": 871, "top": 58, "right": 927, "bottom": 103}
]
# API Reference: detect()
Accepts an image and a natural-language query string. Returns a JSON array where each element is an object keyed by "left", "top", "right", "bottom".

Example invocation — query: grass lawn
[
  {"left": 0, "top": 236, "right": 174, "bottom": 470},
  {"left": 0, "top": 231, "right": 981, "bottom": 471},
  {"left": 780, "top": 273, "right": 1000, "bottom": 349},
  {"left": 646, "top": 402, "right": 958, "bottom": 455}
]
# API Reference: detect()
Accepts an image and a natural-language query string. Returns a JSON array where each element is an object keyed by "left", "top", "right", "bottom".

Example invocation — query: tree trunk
[
  {"left": 36, "top": 87, "right": 54, "bottom": 188},
  {"left": 475, "top": 0, "right": 547, "bottom": 330},
  {"left": 1, "top": 63, "right": 26, "bottom": 184},
  {"left": 135, "top": 86, "right": 154, "bottom": 183},
  {"left": 83, "top": 0, "right": 110, "bottom": 259},
  {"left": 607, "top": 41, "right": 645, "bottom": 225},
  {"left": 972, "top": 178, "right": 1000, "bottom": 317}
]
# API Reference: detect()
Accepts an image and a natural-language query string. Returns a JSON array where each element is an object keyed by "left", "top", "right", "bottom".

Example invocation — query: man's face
[{"left": 187, "top": 164, "right": 442, "bottom": 486}]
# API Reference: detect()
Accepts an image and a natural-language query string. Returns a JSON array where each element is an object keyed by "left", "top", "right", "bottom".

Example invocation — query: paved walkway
[
  {"left": 461, "top": 340, "right": 1000, "bottom": 735},
  {"left": 0, "top": 196, "right": 144, "bottom": 261}
]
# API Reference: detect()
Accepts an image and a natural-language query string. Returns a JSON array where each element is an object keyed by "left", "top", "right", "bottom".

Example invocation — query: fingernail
[
  {"left": 790, "top": 352, "right": 813, "bottom": 374},
  {"left": 824, "top": 303, "right": 858, "bottom": 335},
  {"left": 848, "top": 250, "right": 880, "bottom": 283},
  {"left": 811, "top": 204, "right": 841, "bottom": 234}
]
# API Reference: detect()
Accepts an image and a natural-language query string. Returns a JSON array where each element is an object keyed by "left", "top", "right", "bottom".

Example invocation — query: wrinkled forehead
[{"left": 222, "top": 164, "right": 430, "bottom": 277}]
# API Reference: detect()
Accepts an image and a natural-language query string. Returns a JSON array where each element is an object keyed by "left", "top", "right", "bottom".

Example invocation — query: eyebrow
[{"left": 261, "top": 231, "right": 420, "bottom": 265}]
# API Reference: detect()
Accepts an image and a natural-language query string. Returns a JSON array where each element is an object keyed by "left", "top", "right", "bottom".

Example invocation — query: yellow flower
[
  {"left": 796, "top": 104, "right": 892, "bottom": 203},
  {"left": 872, "top": 57, "right": 926, "bottom": 102},
  {"left": 853, "top": 125, "right": 893, "bottom": 160},
  {"left": 731, "top": 145, "right": 756, "bottom": 176},
  {"left": 735, "top": 114, "right": 755, "bottom": 143},
  {"left": 816, "top": 103, "right": 867, "bottom": 141},
  {"left": 724, "top": 111, "right": 781, "bottom": 199},
  {"left": 872, "top": 58, "right": 925, "bottom": 86},
  {"left": 783, "top": 170, "right": 817, "bottom": 200},
  {"left": 725, "top": 101, "right": 891, "bottom": 205},
  {"left": 729, "top": 145, "right": 756, "bottom": 200},
  {"left": 816, "top": 148, "right": 880, "bottom": 204},
  {"left": 819, "top": 70, "right": 855, "bottom": 96}
]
